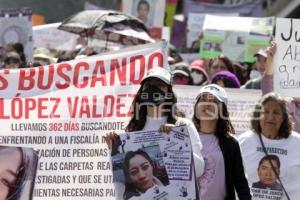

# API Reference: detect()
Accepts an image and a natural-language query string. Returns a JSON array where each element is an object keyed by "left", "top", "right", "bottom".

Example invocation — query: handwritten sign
[{"left": 274, "top": 18, "right": 300, "bottom": 97}]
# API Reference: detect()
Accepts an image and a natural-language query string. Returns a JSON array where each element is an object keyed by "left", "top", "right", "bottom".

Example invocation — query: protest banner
[
  {"left": 111, "top": 126, "right": 196, "bottom": 199},
  {"left": 0, "top": 7, "right": 33, "bottom": 61},
  {"left": 173, "top": 85, "right": 261, "bottom": 136},
  {"left": 33, "top": 23, "right": 79, "bottom": 51},
  {"left": 0, "top": 41, "right": 168, "bottom": 200},
  {"left": 200, "top": 15, "right": 274, "bottom": 62},
  {"left": 274, "top": 18, "right": 300, "bottom": 97}
]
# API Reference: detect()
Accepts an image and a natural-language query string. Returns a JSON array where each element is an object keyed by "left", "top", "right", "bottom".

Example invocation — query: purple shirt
[
  {"left": 261, "top": 75, "right": 300, "bottom": 133},
  {"left": 198, "top": 133, "right": 227, "bottom": 200}
]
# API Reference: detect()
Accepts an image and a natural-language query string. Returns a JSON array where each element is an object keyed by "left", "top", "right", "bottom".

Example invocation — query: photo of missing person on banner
[
  {"left": 111, "top": 140, "right": 169, "bottom": 200},
  {"left": 252, "top": 154, "right": 283, "bottom": 191},
  {"left": 0, "top": 145, "right": 38, "bottom": 200}
]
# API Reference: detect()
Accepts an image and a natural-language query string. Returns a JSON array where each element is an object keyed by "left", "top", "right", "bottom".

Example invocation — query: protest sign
[
  {"left": 111, "top": 125, "right": 196, "bottom": 200},
  {"left": 0, "top": 41, "right": 168, "bottom": 200},
  {"left": 200, "top": 15, "right": 274, "bottom": 62},
  {"left": 122, "top": 0, "right": 166, "bottom": 39},
  {"left": 0, "top": 7, "right": 33, "bottom": 61},
  {"left": 122, "top": 0, "right": 165, "bottom": 28},
  {"left": 33, "top": 23, "right": 79, "bottom": 51},
  {"left": 274, "top": 18, "right": 300, "bottom": 97},
  {"left": 173, "top": 85, "right": 261, "bottom": 136},
  {"left": 186, "top": 13, "right": 239, "bottom": 49}
]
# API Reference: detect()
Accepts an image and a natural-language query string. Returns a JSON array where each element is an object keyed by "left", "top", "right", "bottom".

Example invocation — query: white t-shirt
[{"left": 238, "top": 130, "right": 300, "bottom": 200}]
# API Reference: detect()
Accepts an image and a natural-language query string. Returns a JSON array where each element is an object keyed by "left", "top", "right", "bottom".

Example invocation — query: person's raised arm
[
  {"left": 261, "top": 41, "right": 276, "bottom": 95},
  {"left": 265, "top": 41, "right": 276, "bottom": 75}
]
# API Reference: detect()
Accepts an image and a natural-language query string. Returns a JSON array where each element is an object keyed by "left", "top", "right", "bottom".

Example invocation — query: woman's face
[
  {"left": 259, "top": 100, "right": 284, "bottom": 138},
  {"left": 173, "top": 74, "right": 190, "bottom": 85},
  {"left": 0, "top": 147, "right": 22, "bottom": 200},
  {"left": 191, "top": 69, "right": 206, "bottom": 85},
  {"left": 254, "top": 55, "right": 267, "bottom": 75},
  {"left": 215, "top": 79, "right": 225, "bottom": 88},
  {"left": 128, "top": 154, "right": 154, "bottom": 192},
  {"left": 209, "top": 59, "right": 227, "bottom": 78},
  {"left": 195, "top": 93, "right": 220, "bottom": 121}
]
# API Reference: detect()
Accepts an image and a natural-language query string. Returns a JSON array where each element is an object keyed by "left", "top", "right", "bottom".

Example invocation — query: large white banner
[
  {"left": 275, "top": 18, "right": 300, "bottom": 97},
  {"left": 0, "top": 41, "right": 168, "bottom": 200}
]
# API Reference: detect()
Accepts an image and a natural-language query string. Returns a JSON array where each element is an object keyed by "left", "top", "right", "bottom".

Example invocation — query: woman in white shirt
[{"left": 239, "top": 93, "right": 300, "bottom": 200}]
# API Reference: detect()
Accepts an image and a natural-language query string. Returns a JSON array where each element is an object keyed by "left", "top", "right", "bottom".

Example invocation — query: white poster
[
  {"left": 111, "top": 126, "right": 196, "bottom": 200},
  {"left": 0, "top": 8, "right": 33, "bottom": 61},
  {"left": 122, "top": 0, "right": 165, "bottom": 28},
  {"left": 274, "top": 18, "right": 300, "bottom": 97},
  {"left": 186, "top": 13, "right": 239, "bottom": 48}
]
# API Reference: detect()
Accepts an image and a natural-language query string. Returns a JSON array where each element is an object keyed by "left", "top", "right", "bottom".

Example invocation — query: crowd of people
[
  {"left": 1, "top": 4, "right": 300, "bottom": 199},
  {"left": 0, "top": 41, "right": 96, "bottom": 70},
  {"left": 1, "top": 38, "right": 300, "bottom": 199},
  {"left": 105, "top": 40, "right": 300, "bottom": 199}
]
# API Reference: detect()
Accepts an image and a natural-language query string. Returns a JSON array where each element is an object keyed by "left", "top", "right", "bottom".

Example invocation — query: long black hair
[
  {"left": 4, "top": 147, "right": 26, "bottom": 200},
  {"left": 123, "top": 149, "right": 154, "bottom": 200}
]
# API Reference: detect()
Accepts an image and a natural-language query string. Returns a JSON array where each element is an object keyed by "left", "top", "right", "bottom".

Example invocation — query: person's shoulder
[
  {"left": 237, "top": 130, "right": 258, "bottom": 150},
  {"left": 242, "top": 79, "right": 254, "bottom": 89},
  {"left": 289, "top": 131, "right": 300, "bottom": 141}
]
